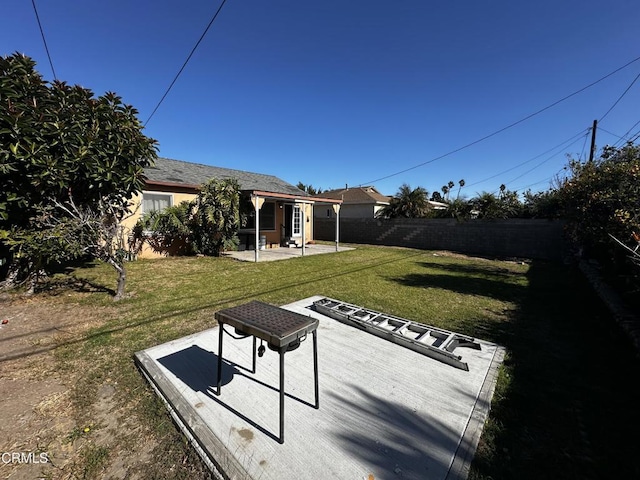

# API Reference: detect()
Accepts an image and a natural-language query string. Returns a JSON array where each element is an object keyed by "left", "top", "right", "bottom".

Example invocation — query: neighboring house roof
[
  {"left": 429, "top": 200, "right": 448, "bottom": 210},
  {"left": 144, "top": 157, "right": 308, "bottom": 197},
  {"left": 312, "top": 186, "right": 390, "bottom": 205}
]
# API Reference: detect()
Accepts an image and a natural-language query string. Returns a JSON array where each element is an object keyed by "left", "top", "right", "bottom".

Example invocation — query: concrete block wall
[{"left": 314, "top": 218, "right": 566, "bottom": 261}]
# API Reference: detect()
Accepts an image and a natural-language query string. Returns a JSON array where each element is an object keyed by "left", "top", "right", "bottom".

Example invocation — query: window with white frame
[{"left": 142, "top": 192, "right": 173, "bottom": 213}]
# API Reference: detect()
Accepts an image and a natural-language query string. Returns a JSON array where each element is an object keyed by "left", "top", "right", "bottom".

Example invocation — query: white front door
[{"left": 292, "top": 205, "right": 302, "bottom": 238}]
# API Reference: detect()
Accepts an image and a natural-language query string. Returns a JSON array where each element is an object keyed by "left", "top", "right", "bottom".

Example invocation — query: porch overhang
[
  {"left": 248, "top": 191, "right": 342, "bottom": 262},
  {"left": 246, "top": 190, "right": 342, "bottom": 205}
]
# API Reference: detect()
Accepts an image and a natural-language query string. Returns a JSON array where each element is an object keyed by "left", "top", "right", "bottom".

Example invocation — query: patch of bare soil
[{"left": 0, "top": 294, "right": 155, "bottom": 480}]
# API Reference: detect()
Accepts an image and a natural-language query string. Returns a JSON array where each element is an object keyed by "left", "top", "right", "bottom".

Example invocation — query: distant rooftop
[
  {"left": 312, "top": 186, "right": 390, "bottom": 205},
  {"left": 144, "top": 157, "right": 307, "bottom": 197}
]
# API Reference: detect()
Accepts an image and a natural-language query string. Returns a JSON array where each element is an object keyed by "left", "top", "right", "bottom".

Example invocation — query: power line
[
  {"left": 613, "top": 118, "right": 640, "bottom": 147},
  {"left": 578, "top": 128, "right": 590, "bottom": 161},
  {"left": 510, "top": 165, "right": 570, "bottom": 192},
  {"left": 358, "top": 55, "right": 640, "bottom": 186},
  {"left": 464, "top": 128, "right": 589, "bottom": 188},
  {"left": 599, "top": 70, "right": 640, "bottom": 122},
  {"left": 145, "top": 0, "right": 228, "bottom": 126},
  {"left": 31, "top": 0, "right": 56, "bottom": 80},
  {"left": 598, "top": 127, "right": 626, "bottom": 141},
  {"left": 629, "top": 129, "right": 640, "bottom": 143},
  {"left": 497, "top": 132, "right": 588, "bottom": 192},
  {"left": 511, "top": 176, "right": 556, "bottom": 192}
]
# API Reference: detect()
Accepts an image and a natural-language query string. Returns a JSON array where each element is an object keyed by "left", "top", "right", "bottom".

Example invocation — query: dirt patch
[
  {"left": 0, "top": 294, "right": 110, "bottom": 366},
  {"left": 0, "top": 293, "right": 155, "bottom": 479}
]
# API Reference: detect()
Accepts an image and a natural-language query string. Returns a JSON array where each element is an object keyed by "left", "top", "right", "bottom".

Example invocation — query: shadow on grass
[
  {"left": 37, "top": 275, "right": 116, "bottom": 297},
  {"left": 391, "top": 271, "right": 526, "bottom": 303},
  {"left": 416, "top": 260, "right": 526, "bottom": 278},
  {"left": 469, "top": 260, "right": 640, "bottom": 479}
]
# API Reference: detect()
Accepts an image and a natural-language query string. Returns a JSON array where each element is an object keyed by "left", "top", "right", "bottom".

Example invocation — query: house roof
[
  {"left": 312, "top": 186, "right": 390, "bottom": 205},
  {"left": 144, "top": 157, "right": 308, "bottom": 197}
]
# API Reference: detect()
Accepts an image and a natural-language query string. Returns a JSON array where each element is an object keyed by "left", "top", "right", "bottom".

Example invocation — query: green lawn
[{"left": 53, "top": 245, "right": 640, "bottom": 479}]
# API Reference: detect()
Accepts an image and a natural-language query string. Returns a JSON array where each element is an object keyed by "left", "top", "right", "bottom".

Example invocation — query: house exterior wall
[
  {"left": 123, "top": 190, "right": 314, "bottom": 258},
  {"left": 304, "top": 203, "right": 313, "bottom": 243},
  {"left": 314, "top": 203, "right": 381, "bottom": 219},
  {"left": 314, "top": 204, "right": 336, "bottom": 219},
  {"left": 373, "top": 205, "right": 385, "bottom": 218},
  {"left": 122, "top": 189, "right": 197, "bottom": 259}
]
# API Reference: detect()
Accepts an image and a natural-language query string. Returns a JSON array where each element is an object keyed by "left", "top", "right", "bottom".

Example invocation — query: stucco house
[
  {"left": 312, "top": 186, "right": 390, "bottom": 219},
  {"left": 123, "top": 157, "right": 340, "bottom": 259}
]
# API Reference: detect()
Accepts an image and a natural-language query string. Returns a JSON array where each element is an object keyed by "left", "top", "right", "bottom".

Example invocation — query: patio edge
[
  {"left": 134, "top": 350, "right": 251, "bottom": 480},
  {"left": 445, "top": 345, "right": 506, "bottom": 480}
]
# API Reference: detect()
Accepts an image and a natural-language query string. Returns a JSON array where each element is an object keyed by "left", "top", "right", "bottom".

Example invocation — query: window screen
[
  {"left": 259, "top": 202, "right": 276, "bottom": 230},
  {"left": 245, "top": 201, "right": 276, "bottom": 230}
]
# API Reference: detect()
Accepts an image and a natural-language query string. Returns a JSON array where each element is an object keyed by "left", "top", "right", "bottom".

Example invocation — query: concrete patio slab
[
  {"left": 222, "top": 243, "right": 354, "bottom": 262},
  {"left": 135, "top": 296, "right": 504, "bottom": 480}
]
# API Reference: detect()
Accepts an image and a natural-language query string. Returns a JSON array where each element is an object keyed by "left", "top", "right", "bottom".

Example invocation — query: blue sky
[{"left": 3, "top": 0, "right": 639, "bottom": 197}]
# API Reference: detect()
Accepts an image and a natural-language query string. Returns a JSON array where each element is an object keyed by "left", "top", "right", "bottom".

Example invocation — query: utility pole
[{"left": 588, "top": 119, "right": 597, "bottom": 162}]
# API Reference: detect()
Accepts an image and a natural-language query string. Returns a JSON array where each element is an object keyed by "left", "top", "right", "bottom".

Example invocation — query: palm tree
[
  {"left": 443, "top": 197, "right": 472, "bottom": 220},
  {"left": 471, "top": 189, "right": 523, "bottom": 219},
  {"left": 457, "top": 179, "right": 465, "bottom": 199},
  {"left": 377, "top": 184, "right": 431, "bottom": 218},
  {"left": 471, "top": 192, "right": 501, "bottom": 219}
]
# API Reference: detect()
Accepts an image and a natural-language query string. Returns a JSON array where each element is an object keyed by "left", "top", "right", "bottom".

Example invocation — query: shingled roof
[
  {"left": 144, "top": 157, "right": 307, "bottom": 197},
  {"left": 312, "top": 186, "right": 390, "bottom": 205}
]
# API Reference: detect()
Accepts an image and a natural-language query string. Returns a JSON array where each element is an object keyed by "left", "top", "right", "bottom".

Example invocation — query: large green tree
[{"left": 0, "top": 53, "right": 157, "bottom": 297}]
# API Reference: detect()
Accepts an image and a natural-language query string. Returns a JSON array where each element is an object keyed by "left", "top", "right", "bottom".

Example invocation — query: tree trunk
[
  {"left": 108, "top": 258, "right": 126, "bottom": 301},
  {"left": 0, "top": 260, "right": 22, "bottom": 290}
]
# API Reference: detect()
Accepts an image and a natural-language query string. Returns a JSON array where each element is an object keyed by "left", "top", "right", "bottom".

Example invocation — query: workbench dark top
[{"left": 215, "top": 301, "right": 319, "bottom": 347}]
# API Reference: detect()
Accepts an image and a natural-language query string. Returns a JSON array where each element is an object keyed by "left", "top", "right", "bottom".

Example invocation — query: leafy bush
[
  {"left": 190, "top": 178, "right": 241, "bottom": 256},
  {"left": 430, "top": 198, "right": 473, "bottom": 220},
  {"left": 131, "top": 202, "right": 194, "bottom": 256},
  {"left": 522, "top": 189, "right": 562, "bottom": 219},
  {"left": 469, "top": 186, "right": 524, "bottom": 219},
  {"left": 557, "top": 143, "right": 640, "bottom": 310},
  {"left": 132, "top": 178, "right": 241, "bottom": 257},
  {"left": 559, "top": 144, "right": 640, "bottom": 260}
]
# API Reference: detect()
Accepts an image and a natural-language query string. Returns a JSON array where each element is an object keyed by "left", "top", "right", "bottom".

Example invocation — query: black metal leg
[
  {"left": 216, "top": 322, "right": 224, "bottom": 396},
  {"left": 252, "top": 336, "right": 257, "bottom": 373},
  {"left": 279, "top": 349, "right": 285, "bottom": 444},
  {"left": 313, "top": 330, "right": 319, "bottom": 409}
]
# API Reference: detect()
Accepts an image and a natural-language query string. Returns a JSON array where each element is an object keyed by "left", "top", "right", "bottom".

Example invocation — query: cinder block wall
[{"left": 314, "top": 218, "right": 566, "bottom": 261}]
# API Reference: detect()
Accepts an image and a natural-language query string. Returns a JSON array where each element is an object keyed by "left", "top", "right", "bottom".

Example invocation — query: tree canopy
[
  {"left": 0, "top": 53, "right": 158, "bottom": 295},
  {"left": 377, "top": 184, "right": 431, "bottom": 218},
  {"left": 296, "top": 182, "right": 323, "bottom": 195},
  {"left": 558, "top": 143, "right": 640, "bottom": 260}
]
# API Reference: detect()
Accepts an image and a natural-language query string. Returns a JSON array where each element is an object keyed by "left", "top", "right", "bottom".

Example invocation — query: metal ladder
[{"left": 312, "top": 297, "right": 481, "bottom": 371}]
